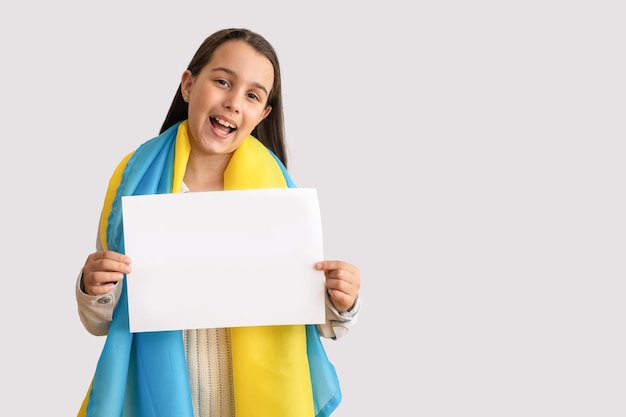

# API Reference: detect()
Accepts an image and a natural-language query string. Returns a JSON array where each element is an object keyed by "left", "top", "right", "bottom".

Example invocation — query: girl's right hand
[{"left": 82, "top": 250, "right": 132, "bottom": 295}]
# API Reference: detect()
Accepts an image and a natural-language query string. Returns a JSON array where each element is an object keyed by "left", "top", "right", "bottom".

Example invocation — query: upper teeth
[{"left": 214, "top": 117, "right": 235, "bottom": 129}]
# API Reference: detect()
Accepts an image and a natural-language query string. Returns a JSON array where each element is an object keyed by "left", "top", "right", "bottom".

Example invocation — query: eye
[
  {"left": 247, "top": 92, "right": 261, "bottom": 102},
  {"left": 215, "top": 78, "right": 229, "bottom": 87}
]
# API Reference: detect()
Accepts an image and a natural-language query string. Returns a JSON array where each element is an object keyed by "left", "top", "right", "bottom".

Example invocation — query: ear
[
  {"left": 260, "top": 105, "right": 272, "bottom": 121},
  {"left": 181, "top": 70, "right": 193, "bottom": 101}
]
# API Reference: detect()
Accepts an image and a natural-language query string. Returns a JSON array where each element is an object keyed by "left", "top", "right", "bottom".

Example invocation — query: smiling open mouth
[{"left": 210, "top": 116, "right": 237, "bottom": 134}]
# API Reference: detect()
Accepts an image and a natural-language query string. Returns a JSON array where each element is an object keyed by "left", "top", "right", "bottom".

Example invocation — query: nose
[{"left": 223, "top": 91, "right": 242, "bottom": 113}]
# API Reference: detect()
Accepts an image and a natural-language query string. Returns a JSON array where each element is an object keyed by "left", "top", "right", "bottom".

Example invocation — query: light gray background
[{"left": 1, "top": 1, "right": 624, "bottom": 416}]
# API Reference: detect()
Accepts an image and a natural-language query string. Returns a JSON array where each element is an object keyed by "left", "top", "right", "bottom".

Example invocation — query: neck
[{"left": 183, "top": 151, "right": 232, "bottom": 192}]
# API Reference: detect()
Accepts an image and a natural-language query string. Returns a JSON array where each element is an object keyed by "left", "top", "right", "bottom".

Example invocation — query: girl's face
[{"left": 181, "top": 40, "right": 274, "bottom": 157}]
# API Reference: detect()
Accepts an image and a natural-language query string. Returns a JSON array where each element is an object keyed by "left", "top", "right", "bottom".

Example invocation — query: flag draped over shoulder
[{"left": 77, "top": 121, "right": 342, "bottom": 417}]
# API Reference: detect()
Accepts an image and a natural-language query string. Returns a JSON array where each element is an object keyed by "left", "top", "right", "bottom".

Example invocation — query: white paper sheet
[{"left": 121, "top": 188, "right": 326, "bottom": 333}]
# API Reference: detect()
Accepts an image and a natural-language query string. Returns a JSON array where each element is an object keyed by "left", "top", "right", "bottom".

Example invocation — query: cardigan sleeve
[{"left": 316, "top": 294, "right": 361, "bottom": 340}]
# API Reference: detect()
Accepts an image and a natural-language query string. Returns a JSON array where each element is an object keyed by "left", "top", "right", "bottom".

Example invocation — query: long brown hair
[{"left": 159, "top": 28, "right": 288, "bottom": 166}]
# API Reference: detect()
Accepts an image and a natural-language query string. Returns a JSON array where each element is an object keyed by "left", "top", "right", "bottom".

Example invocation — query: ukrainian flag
[{"left": 78, "top": 121, "right": 341, "bottom": 417}]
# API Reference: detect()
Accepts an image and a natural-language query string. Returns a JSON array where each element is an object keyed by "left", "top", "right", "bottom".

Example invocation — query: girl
[{"left": 76, "top": 28, "right": 361, "bottom": 417}]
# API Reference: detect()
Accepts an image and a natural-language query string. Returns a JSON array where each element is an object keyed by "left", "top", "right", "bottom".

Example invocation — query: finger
[
  {"left": 97, "top": 258, "right": 132, "bottom": 274},
  {"left": 315, "top": 260, "right": 358, "bottom": 274},
  {"left": 83, "top": 270, "right": 125, "bottom": 293},
  {"left": 326, "top": 276, "right": 360, "bottom": 295},
  {"left": 85, "top": 252, "right": 132, "bottom": 275},
  {"left": 327, "top": 288, "right": 356, "bottom": 312},
  {"left": 86, "top": 280, "right": 119, "bottom": 296},
  {"left": 90, "top": 270, "right": 126, "bottom": 285},
  {"left": 88, "top": 250, "right": 132, "bottom": 266},
  {"left": 315, "top": 260, "right": 354, "bottom": 271},
  {"left": 324, "top": 266, "right": 360, "bottom": 286}
]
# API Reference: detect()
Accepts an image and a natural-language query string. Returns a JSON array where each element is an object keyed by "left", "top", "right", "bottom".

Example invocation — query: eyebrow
[{"left": 211, "top": 67, "right": 269, "bottom": 97}]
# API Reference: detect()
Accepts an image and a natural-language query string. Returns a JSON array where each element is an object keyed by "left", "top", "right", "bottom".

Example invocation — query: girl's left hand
[{"left": 315, "top": 260, "right": 360, "bottom": 312}]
